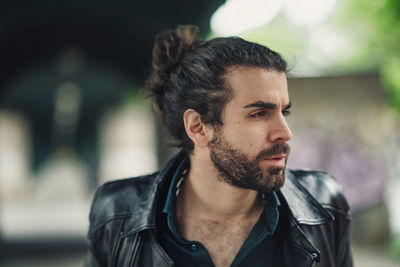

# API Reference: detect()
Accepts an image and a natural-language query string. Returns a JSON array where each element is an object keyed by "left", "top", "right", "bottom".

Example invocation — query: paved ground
[
  {"left": 2, "top": 244, "right": 400, "bottom": 266},
  {"left": 1, "top": 253, "right": 86, "bottom": 267},
  {"left": 352, "top": 244, "right": 400, "bottom": 267}
]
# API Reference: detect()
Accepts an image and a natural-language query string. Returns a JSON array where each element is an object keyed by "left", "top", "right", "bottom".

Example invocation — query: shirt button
[{"left": 191, "top": 243, "right": 197, "bottom": 250}]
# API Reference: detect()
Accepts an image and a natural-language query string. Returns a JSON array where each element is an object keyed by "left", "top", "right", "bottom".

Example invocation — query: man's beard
[{"left": 208, "top": 131, "right": 290, "bottom": 194}]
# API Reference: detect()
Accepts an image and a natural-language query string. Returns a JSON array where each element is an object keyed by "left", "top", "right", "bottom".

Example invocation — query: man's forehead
[{"left": 224, "top": 66, "right": 289, "bottom": 104}]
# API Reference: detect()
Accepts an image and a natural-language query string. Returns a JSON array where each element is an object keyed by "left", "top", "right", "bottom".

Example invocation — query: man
[{"left": 86, "top": 25, "right": 353, "bottom": 267}]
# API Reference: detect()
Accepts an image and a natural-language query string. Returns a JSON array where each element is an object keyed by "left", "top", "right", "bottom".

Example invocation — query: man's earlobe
[{"left": 183, "top": 109, "right": 211, "bottom": 148}]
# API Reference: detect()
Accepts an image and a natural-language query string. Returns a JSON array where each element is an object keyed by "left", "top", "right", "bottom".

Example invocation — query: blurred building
[{"left": 286, "top": 74, "right": 400, "bottom": 245}]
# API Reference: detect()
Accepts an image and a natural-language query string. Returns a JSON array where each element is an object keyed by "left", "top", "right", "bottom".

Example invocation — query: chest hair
[{"left": 180, "top": 217, "right": 258, "bottom": 267}]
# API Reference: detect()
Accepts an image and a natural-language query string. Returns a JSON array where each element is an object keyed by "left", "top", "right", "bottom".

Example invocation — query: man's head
[
  {"left": 147, "top": 25, "right": 287, "bottom": 152},
  {"left": 147, "top": 25, "right": 291, "bottom": 193}
]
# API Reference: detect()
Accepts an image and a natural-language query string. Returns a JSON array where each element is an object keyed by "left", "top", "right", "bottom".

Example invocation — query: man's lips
[{"left": 262, "top": 154, "right": 287, "bottom": 166}]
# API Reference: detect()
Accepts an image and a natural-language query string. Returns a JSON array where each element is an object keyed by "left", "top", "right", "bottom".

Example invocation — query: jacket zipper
[
  {"left": 111, "top": 231, "right": 124, "bottom": 267},
  {"left": 308, "top": 252, "right": 319, "bottom": 267},
  {"left": 293, "top": 224, "right": 320, "bottom": 267},
  {"left": 129, "top": 233, "right": 142, "bottom": 267},
  {"left": 150, "top": 231, "right": 174, "bottom": 266}
]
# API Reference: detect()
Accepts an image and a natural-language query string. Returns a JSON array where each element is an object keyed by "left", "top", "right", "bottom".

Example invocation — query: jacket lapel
[
  {"left": 280, "top": 170, "right": 334, "bottom": 225},
  {"left": 279, "top": 170, "right": 334, "bottom": 266}
]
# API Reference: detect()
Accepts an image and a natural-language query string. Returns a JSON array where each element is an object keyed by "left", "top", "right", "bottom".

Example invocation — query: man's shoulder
[
  {"left": 88, "top": 172, "right": 160, "bottom": 234},
  {"left": 287, "top": 169, "right": 350, "bottom": 216}
]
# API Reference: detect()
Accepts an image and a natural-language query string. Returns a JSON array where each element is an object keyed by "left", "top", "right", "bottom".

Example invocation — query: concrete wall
[{"left": 286, "top": 74, "right": 400, "bottom": 244}]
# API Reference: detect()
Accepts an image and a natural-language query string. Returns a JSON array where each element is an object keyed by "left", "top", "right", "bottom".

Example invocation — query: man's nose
[{"left": 268, "top": 115, "right": 292, "bottom": 143}]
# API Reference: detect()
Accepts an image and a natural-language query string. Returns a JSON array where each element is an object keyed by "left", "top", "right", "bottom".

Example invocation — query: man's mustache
[{"left": 255, "top": 143, "right": 291, "bottom": 161}]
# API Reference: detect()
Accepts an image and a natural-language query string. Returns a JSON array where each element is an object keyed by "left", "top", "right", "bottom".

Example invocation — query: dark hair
[{"left": 147, "top": 25, "right": 287, "bottom": 152}]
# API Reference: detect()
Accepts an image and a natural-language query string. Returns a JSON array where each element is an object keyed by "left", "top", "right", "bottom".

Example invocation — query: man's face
[{"left": 208, "top": 67, "right": 292, "bottom": 193}]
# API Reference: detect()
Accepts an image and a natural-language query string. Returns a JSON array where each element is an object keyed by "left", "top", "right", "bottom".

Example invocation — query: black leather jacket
[{"left": 85, "top": 152, "right": 353, "bottom": 267}]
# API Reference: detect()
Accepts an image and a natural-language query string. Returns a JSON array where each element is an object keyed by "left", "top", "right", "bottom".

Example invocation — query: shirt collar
[{"left": 162, "top": 156, "right": 189, "bottom": 236}]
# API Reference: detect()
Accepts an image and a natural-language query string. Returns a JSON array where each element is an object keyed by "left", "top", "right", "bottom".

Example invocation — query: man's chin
[
  {"left": 259, "top": 169, "right": 286, "bottom": 193},
  {"left": 271, "top": 174, "right": 285, "bottom": 191}
]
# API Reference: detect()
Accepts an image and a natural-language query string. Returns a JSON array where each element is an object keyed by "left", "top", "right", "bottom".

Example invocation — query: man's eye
[
  {"left": 250, "top": 111, "right": 267, "bottom": 118},
  {"left": 282, "top": 110, "right": 291, "bottom": 116}
]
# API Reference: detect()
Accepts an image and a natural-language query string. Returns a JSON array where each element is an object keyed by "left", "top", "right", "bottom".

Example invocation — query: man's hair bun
[{"left": 151, "top": 25, "right": 203, "bottom": 82}]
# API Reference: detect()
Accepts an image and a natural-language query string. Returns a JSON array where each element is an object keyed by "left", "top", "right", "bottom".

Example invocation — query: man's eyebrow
[
  {"left": 243, "top": 101, "right": 292, "bottom": 110},
  {"left": 284, "top": 102, "right": 292, "bottom": 110},
  {"left": 243, "top": 101, "right": 276, "bottom": 109}
]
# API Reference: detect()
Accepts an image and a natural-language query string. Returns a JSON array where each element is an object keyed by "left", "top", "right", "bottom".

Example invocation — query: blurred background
[{"left": 1, "top": 0, "right": 399, "bottom": 266}]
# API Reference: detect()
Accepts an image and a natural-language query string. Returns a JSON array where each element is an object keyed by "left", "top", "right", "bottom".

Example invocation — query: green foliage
[
  {"left": 391, "top": 234, "right": 400, "bottom": 259},
  {"left": 383, "top": 59, "right": 400, "bottom": 113},
  {"left": 345, "top": 0, "right": 400, "bottom": 113},
  {"left": 121, "top": 87, "right": 151, "bottom": 109},
  {"left": 241, "top": 15, "right": 309, "bottom": 57}
]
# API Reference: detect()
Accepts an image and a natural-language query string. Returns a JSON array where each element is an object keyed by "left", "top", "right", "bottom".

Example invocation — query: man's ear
[{"left": 183, "top": 109, "right": 212, "bottom": 148}]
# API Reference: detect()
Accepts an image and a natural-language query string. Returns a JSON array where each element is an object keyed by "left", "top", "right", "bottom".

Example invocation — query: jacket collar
[
  {"left": 124, "top": 152, "right": 333, "bottom": 235},
  {"left": 280, "top": 170, "right": 334, "bottom": 225},
  {"left": 124, "top": 152, "right": 184, "bottom": 235}
]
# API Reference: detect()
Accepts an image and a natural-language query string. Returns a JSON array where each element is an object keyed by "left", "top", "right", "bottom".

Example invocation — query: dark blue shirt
[{"left": 157, "top": 158, "right": 283, "bottom": 267}]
